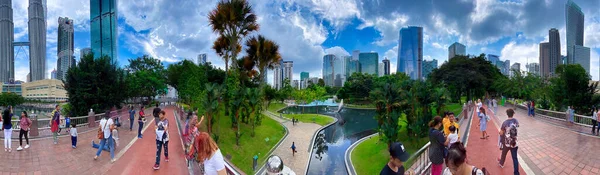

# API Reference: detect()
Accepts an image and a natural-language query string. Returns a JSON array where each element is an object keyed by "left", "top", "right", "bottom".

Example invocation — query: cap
[{"left": 390, "top": 142, "right": 410, "bottom": 162}]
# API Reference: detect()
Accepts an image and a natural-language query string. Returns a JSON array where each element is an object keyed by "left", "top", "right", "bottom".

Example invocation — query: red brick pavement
[
  {"left": 0, "top": 108, "right": 155, "bottom": 174},
  {"left": 494, "top": 105, "right": 600, "bottom": 175},
  {"left": 107, "top": 106, "right": 188, "bottom": 175},
  {"left": 465, "top": 105, "right": 526, "bottom": 175}
]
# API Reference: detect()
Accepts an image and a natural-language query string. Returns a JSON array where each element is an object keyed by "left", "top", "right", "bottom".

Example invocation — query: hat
[{"left": 390, "top": 142, "right": 410, "bottom": 162}]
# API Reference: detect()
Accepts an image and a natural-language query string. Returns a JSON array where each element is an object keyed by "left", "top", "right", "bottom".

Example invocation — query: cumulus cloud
[{"left": 500, "top": 41, "right": 539, "bottom": 72}]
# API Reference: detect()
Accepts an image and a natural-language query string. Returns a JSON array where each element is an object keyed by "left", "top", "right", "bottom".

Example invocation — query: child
[
  {"left": 65, "top": 116, "right": 71, "bottom": 134},
  {"left": 479, "top": 107, "right": 490, "bottom": 139},
  {"left": 70, "top": 123, "right": 77, "bottom": 148},
  {"left": 447, "top": 125, "right": 459, "bottom": 146}
]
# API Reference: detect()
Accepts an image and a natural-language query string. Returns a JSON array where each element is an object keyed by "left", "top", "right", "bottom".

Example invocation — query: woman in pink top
[{"left": 17, "top": 111, "right": 32, "bottom": 151}]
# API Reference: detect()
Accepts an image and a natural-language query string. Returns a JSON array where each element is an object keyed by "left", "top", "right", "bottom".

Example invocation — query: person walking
[
  {"left": 192, "top": 132, "right": 227, "bottom": 175},
  {"left": 138, "top": 106, "right": 147, "bottom": 138},
  {"left": 428, "top": 116, "right": 446, "bottom": 175},
  {"left": 498, "top": 109, "right": 520, "bottom": 175},
  {"left": 478, "top": 107, "right": 490, "bottom": 139},
  {"left": 153, "top": 103, "right": 161, "bottom": 126},
  {"left": 380, "top": 142, "right": 413, "bottom": 175},
  {"left": 530, "top": 100, "right": 535, "bottom": 117},
  {"left": 566, "top": 106, "right": 574, "bottom": 124},
  {"left": 3, "top": 106, "right": 14, "bottom": 152},
  {"left": 94, "top": 111, "right": 116, "bottom": 163},
  {"left": 592, "top": 107, "right": 598, "bottom": 135},
  {"left": 153, "top": 110, "right": 169, "bottom": 170},
  {"left": 51, "top": 105, "right": 61, "bottom": 144},
  {"left": 476, "top": 99, "right": 482, "bottom": 117},
  {"left": 492, "top": 98, "right": 498, "bottom": 114},
  {"left": 444, "top": 142, "right": 489, "bottom": 175},
  {"left": 291, "top": 142, "right": 297, "bottom": 156},
  {"left": 129, "top": 105, "right": 136, "bottom": 131},
  {"left": 17, "top": 111, "right": 32, "bottom": 151}
]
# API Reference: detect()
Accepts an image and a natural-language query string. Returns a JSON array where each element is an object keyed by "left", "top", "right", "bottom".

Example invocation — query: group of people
[
  {"left": 183, "top": 109, "right": 227, "bottom": 175},
  {"left": 2, "top": 106, "right": 34, "bottom": 152}
]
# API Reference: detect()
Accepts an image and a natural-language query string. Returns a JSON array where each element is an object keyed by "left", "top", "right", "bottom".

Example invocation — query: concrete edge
[
  {"left": 344, "top": 133, "right": 379, "bottom": 175},
  {"left": 304, "top": 114, "right": 339, "bottom": 175},
  {"left": 254, "top": 112, "right": 291, "bottom": 175}
]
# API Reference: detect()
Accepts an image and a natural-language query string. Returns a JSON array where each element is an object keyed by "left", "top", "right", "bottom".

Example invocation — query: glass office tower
[
  {"left": 359, "top": 52, "right": 379, "bottom": 76},
  {"left": 398, "top": 26, "right": 423, "bottom": 80},
  {"left": 90, "top": 0, "right": 118, "bottom": 64}
]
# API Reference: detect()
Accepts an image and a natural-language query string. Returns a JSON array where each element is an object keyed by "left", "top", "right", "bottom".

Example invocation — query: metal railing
[{"left": 508, "top": 102, "right": 594, "bottom": 127}]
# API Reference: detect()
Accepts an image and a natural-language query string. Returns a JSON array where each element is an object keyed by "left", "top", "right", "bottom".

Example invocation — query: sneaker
[
  {"left": 111, "top": 159, "right": 116, "bottom": 163},
  {"left": 165, "top": 157, "right": 169, "bottom": 162},
  {"left": 8, "top": 148, "right": 11, "bottom": 153},
  {"left": 72, "top": 146, "right": 76, "bottom": 149},
  {"left": 24, "top": 145, "right": 30, "bottom": 149},
  {"left": 499, "top": 163, "right": 504, "bottom": 168},
  {"left": 16, "top": 146, "right": 23, "bottom": 151},
  {"left": 94, "top": 155, "right": 98, "bottom": 160},
  {"left": 153, "top": 164, "right": 160, "bottom": 170}
]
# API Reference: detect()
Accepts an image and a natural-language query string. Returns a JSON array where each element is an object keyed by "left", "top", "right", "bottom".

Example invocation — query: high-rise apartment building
[
  {"left": 549, "top": 28, "right": 561, "bottom": 76},
  {"left": 359, "top": 52, "right": 379, "bottom": 76},
  {"left": 539, "top": 42, "right": 550, "bottom": 77},
  {"left": 422, "top": 59, "right": 438, "bottom": 80},
  {"left": 0, "top": 0, "right": 14, "bottom": 82},
  {"left": 448, "top": 42, "right": 466, "bottom": 59},
  {"left": 57, "top": 17, "right": 75, "bottom": 81},
  {"left": 398, "top": 26, "right": 423, "bottom": 80},
  {"left": 29, "top": 0, "right": 47, "bottom": 81},
  {"left": 382, "top": 57, "right": 390, "bottom": 75},
  {"left": 273, "top": 60, "right": 284, "bottom": 90},
  {"left": 565, "top": 0, "right": 584, "bottom": 65},
  {"left": 90, "top": 0, "right": 118, "bottom": 64},
  {"left": 283, "top": 61, "right": 293, "bottom": 82}
]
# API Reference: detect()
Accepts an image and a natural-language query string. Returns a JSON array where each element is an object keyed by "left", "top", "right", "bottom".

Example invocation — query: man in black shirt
[
  {"left": 380, "top": 142, "right": 413, "bottom": 175},
  {"left": 153, "top": 103, "right": 161, "bottom": 126}
]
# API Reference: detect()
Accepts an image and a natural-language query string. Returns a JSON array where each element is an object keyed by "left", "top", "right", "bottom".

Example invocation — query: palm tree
[
  {"left": 244, "top": 35, "right": 282, "bottom": 83},
  {"left": 208, "top": 0, "right": 259, "bottom": 73},
  {"left": 203, "top": 83, "right": 222, "bottom": 134}
]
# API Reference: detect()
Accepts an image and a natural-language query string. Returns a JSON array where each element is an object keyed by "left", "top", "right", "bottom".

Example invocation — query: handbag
[{"left": 97, "top": 120, "right": 108, "bottom": 139}]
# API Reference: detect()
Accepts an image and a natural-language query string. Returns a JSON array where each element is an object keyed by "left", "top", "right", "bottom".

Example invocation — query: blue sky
[{"left": 11, "top": 0, "right": 600, "bottom": 83}]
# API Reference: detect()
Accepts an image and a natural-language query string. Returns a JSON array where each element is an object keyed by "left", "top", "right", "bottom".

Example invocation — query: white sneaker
[
  {"left": 16, "top": 146, "right": 23, "bottom": 151},
  {"left": 24, "top": 145, "right": 29, "bottom": 149}
]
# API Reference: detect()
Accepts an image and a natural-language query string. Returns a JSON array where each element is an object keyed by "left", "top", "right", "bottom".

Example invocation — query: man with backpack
[{"left": 498, "top": 108, "right": 520, "bottom": 175}]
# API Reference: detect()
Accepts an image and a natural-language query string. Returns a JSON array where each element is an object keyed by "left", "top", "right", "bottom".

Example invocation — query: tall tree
[
  {"left": 125, "top": 55, "right": 167, "bottom": 102},
  {"left": 550, "top": 64, "right": 598, "bottom": 113},
  {"left": 244, "top": 35, "right": 282, "bottom": 83},
  {"left": 64, "top": 54, "right": 129, "bottom": 116},
  {"left": 202, "top": 83, "right": 222, "bottom": 134},
  {"left": 208, "top": 0, "right": 259, "bottom": 73}
]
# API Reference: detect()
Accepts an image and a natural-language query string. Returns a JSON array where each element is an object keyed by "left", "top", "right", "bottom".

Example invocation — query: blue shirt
[{"left": 129, "top": 110, "right": 136, "bottom": 118}]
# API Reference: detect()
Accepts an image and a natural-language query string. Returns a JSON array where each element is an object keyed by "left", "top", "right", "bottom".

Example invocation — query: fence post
[
  {"left": 88, "top": 111, "right": 96, "bottom": 128},
  {"left": 30, "top": 114, "right": 39, "bottom": 137}
]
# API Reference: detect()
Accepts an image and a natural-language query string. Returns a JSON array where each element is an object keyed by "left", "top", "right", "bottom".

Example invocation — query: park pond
[{"left": 280, "top": 105, "right": 378, "bottom": 175}]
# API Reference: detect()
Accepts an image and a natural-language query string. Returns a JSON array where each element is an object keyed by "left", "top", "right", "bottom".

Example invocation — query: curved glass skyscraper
[
  {"left": 397, "top": 26, "right": 423, "bottom": 80},
  {"left": 565, "top": 0, "right": 584, "bottom": 64},
  {"left": 90, "top": 0, "right": 118, "bottom": 64}
]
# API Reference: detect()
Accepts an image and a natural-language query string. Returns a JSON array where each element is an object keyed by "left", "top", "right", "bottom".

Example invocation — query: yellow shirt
[{"left": 443, "top": 120, "right": 459, "bottom": 136}]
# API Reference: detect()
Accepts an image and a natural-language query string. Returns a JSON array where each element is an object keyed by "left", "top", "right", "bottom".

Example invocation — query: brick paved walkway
[
  {"left": 493, "top": 105, "right": 600, "bottom": 175},
  {"left": 262, "top": 111, "right": 322, "bottom": 174},
  {"left": 465, "top": 105, "right": 526, "bottom": 175},
  {"left": 108, "top": 106, "right": 188, "bottom": 175}
]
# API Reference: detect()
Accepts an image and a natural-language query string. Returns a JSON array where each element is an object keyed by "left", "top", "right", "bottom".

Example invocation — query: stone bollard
[
  {"left": 88, "top": 111, "right": 96, "bottom": 128},
  {"left": 30, "top": 114, "right": 39, "bottom": 137}
]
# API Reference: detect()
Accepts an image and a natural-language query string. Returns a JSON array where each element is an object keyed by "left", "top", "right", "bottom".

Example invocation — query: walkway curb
[
  {"left": 344, "top": 133, "right": 379, "bottom": 175},
  {"left": 304, "top": 114, "right": 338, "bottom": 175}
]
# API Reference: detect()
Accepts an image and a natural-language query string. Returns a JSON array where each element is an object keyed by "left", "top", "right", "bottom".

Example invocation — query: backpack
[{"left": 504, "top": 122, "right": 518, "bottom": 148}]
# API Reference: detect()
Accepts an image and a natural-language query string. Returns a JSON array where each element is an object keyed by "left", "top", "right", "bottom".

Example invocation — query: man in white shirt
[{"left": 492, "top": 98, "right": 498, "bottom": 114}]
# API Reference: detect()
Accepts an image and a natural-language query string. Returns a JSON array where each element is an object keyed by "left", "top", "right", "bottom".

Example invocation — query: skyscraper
[
  {"left": 398, "top": 26, "right": 423, "bottom": 80},
  {"left": 448, "top": 42, "right": 466, "bottom": 59},
  {"left": 549, "top": 28, "right": 561, "bottom": 76},
  {"left": 198, "top": 54, "right": 207, "bottom": 65},
  {"left": 352, "top": 50, "right": 360, "bottom": 61},
  {"left": 504, "top": 60, "right": 511, "bottom": 76},
  {"left": 334, "top": 55, "right": 347, "bottom": 86},
  {"left": 57, "top": 17, "right": 74, "bottom": 81},
  {"left": 29, "top": 0, "right": 47, "bottom": 81},
  {"left": 378, "top": 63, "right": 384, "bottom": 77},
  {"left": 382, "top": 57, "right": 390, "bottom": 75},
  {"left": 300, "top": 72, "right": 309, "bottom": 89},
  {"left": 80, "top": 47, "right": 92, "bottom": 59},
  {"left": 422, "top": 59, "right": 438, "bottom": 80},
  {"left": 573, "top": 45, "right": 590, "bottom": 75},
  {"left": 359, "top": 52, "right": 379, "bottom": 75},
  {"left": 90, "top": 0, "right": 118, "bottom": 63},
  {"left": 300, "top": 72, "right": 309, "bottom": 81},
  {"left": 510, "top": 63, "right": 521, "bottom": 77},
  {"left": 283, "top": 61, "right": 293, "bottom": 82},
  {"left": 565, "top": 0, "right": 584, "bottom": 65},
  {"left": 0, "top": 0, "right": 14, "bottom": 82},
  {"left": 323, "top": 54, "right": 335, "bottom": 87},
  {"left": 50, "top": 69, "right": 57, "bottom": 79},
  {"left": 539, "top": 42, "right": 550, "bottom": 77},
  {"left": 273, "top": 60, "right": 284, "bottom": 90},
  {"left": 345, "top": 56, "right": 359, "bottom": 78},
  {"left": 526, "top": 63, "right": 540, "bottom": 76}
]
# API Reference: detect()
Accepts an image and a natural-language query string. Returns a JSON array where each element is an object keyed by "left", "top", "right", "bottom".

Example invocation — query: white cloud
[
  {"left": 359, "top": 13, "right": 409, "bottom": 46},
  {"left": 324, "top": 46, "right": 350, "bottom": 56},
  {"left": 500, "top": 41, "right": 539, "bottom": 72}
]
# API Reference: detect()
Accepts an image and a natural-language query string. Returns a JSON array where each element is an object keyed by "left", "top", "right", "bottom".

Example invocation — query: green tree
[
  {"left": 64, "top": 54, "right": 129, "bottom": 116},
  {"left": 244, "top": 35, "right": 282, "bottom": 83},
  {"left": 0, "top": 92, "right": 25, "bottom": 107},
  {"left": 126, "top": 56, "right": 167, "bottom": 102},
  {"left": 550, "top": 64, "right": 598, "bottom": 113},
  {"left": 246, "top": 88, "right": 263, "bottom": 137},
  {"left": 202, "top": 83, "right": 222, "bottom": 134}
]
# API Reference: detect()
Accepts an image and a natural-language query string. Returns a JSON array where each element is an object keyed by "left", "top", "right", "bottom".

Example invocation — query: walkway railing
[{"left": 507, "top": 101, "right": 594, "bottom": 127}]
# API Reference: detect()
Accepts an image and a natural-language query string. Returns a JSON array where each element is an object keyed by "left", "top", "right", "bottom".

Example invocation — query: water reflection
[{"left": 280, "top": 107, "right": 378, "bottom": 175}]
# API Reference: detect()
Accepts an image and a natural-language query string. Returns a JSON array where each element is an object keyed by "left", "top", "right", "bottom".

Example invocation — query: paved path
[
  {"left": 0, "top": 108, "right": 152, "bottom": 174},
  {"left": 465, "top": 105, "right": 526, "bottom": 175},
  {"left": 108, "top": 106, "right": 188, "bottom": 175},
  {"left": 263, "top": 111, "right": 322, "bottom": 175},
  {"left": 494, "top": 105, "right": 600, "bottom": 175}
]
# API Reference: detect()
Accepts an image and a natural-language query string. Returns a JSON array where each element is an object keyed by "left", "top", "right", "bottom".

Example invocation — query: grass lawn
[
  {"left": 345, "top": 103, "right": 376, "bottom": 109},
  {"left": 445, "top": 103, "right": 463, "bottom": 116},
  {"left": 206, "top": 113, "right": 286, "bottom": 174},
  {"left": 351, "top": 135, "right": 428, "bottom": 175},
  {"left": 282, "top": 114, "right": 335, "bottom": 126},
  {"left": 267, "top": 102, "right": 287, "bottom": 113}
]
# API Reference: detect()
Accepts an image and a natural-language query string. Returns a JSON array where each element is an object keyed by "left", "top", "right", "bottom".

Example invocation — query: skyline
[{"left": 5, "top": 0, "right": 600, "bottom": 83}]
